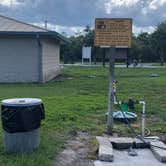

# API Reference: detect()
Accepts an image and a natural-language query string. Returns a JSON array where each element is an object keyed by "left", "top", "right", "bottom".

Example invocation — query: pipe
[
  {"left": 36, "top": 34, "right": 43, "bottom": 83},
  {"left": 45, "top": 20, "right": 48, "bottom": 29},
  {"left": 139, "top": 101, "right": 146, "bottom": 137},
  {"left": 113, "top": 81, "right": 118, "bottom": 104}
]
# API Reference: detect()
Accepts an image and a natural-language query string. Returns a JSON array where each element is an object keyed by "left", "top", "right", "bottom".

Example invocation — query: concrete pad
[
  {"left": 94, "top": 149, "right": 166, "bottom": 166},
  {"left": 96, "top": 136, "right": 113, "bottom": 162},
  {"left": 145, "top": 136, "right": 160, "bottom": 140},
  {"left": 134, "top": 136, "right": 161, "bottom": 148},
  {"left": 150, "top": 141, "right": 166, "bottom": 163},
  {"left": 110, "top": 136, "right": 160, "bottom": 149},
  {"left": 143, "top": 136, "right": 160, "bottom": 143},
  {"left": 133, "top": 138, "right": 149, "bottom": 148},
  {"left": 110, "top": 137, "right": 133, "bottom": 149}
]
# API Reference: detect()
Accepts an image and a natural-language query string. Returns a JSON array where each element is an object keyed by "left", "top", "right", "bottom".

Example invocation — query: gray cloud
[{"left": 0, "top": 0, "right": 165, "bottom": 35}]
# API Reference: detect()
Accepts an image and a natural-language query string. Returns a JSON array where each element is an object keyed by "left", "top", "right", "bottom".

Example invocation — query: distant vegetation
[{"left": 60, "top": 21, "right": 166, "bottom": 66}]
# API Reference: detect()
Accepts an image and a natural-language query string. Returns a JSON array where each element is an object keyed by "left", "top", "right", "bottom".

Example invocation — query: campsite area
[{"left": 0, "top": 66, "right": 165, "bottom": 166}]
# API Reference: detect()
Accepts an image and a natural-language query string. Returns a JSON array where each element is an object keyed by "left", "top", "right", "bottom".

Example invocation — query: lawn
[{"left": 0, "top": 66, "right": 165, "bottom": 166}]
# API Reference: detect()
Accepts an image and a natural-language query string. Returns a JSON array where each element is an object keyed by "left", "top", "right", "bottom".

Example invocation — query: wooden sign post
[
  {"left": 94, "top": 18, "right": 132, "bottom": 134},
  {"left": 107, "top": 47, "right": 116, "bottom": 134}
]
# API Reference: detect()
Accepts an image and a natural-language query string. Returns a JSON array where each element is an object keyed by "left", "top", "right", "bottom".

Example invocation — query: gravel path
[{"left": 55, "top": 131, "right": 94, "bottom": 166}]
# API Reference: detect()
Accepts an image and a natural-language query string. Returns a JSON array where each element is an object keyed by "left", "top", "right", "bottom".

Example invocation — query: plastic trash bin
[{"left": 1, "top": 98, "right": 45, "bottom": 153}]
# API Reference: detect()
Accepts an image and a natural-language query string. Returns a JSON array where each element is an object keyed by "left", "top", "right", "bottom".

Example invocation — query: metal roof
[
  {"left": 0, "top": 15, "right": 68, "bottom": 43},
  {"left": 0, "top": 15, "right": 48, "bottom": 32}
]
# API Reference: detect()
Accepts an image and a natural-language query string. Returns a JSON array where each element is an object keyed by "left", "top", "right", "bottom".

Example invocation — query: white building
[{"left": 0, "top": 15, "right": 66, "bottom": 83}]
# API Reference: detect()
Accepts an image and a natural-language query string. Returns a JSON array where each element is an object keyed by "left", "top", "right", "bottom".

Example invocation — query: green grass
[{"left": 0, "top": 66, "right": 166, "bottom": 166}]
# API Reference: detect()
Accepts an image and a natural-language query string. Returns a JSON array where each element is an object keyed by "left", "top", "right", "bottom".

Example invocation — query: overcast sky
[{"left": 0, "top": 0, "right": 166, "bottom": 36}]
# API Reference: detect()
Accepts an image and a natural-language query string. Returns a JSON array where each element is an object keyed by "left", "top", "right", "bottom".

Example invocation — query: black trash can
[{"left": 1, "top": 98, "right": 45, "bottom": 152}]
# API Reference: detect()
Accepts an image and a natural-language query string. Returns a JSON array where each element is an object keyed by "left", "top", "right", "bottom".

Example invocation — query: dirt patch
[
  {"left": 51, "top": 74, "right": 73, "bottom": 82},
  {"left": 55, "top": 131, "right": 94, "bottom": 166}
]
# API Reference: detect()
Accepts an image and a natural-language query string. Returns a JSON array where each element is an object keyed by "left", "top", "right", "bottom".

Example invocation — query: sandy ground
[{"left": 55, "top": 131, "right": 94, "bottom": 166}]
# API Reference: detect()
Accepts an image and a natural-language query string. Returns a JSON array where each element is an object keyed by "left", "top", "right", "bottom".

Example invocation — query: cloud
[
  {"left": 148, "top": 0, "right": 166, "bottom": 10},
  {"left": 0, "top": 0, "right": 24, "bottom": 7},
  {"left": 0, "top": 0, "right": 42, "bottom": 9},
  {"left": 104, "top": 0, "right": 141, "bottom": 14},
  {"left": 32, "top": 21, "right": 156, "bottom": 37},
  {"left": 141, "top": 0, "right": 166, "bottom": 16},
  {"left": 33, "top": 22, "right": 84, "bottom": 36},
  {"left": 0, "top": 0, "right": 165, "bottom": 36},
  {"left": 133, "top": 25, "right": 155, "bottom": 35}
]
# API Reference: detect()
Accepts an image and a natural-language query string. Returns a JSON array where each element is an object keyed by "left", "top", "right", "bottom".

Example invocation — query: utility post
[
  {"left": 102, "top": 48, "right": 106, "bottom": 68},
  {"left": 94, "top": 18, "right": 132, "bottom": 135},
  {"left": 126, "top": 48, "right": 130, "bottom": 68},
  {"left": 45, "top": 20, "right": 48, "bottom": 29},
  {"left": 93, "top": 47, "right": 97, "bottom": 65}
]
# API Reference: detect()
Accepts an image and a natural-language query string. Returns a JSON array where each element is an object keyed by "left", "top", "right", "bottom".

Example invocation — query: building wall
[
  {"left": 41, "top": 38, "right": 60, "bottom": 82},
  {"left": 0, "top": 36, "right": 39, "bottom": 83}
]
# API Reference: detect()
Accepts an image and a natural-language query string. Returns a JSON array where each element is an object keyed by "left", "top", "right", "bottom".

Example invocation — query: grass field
[{"left": 0, "top": 66, "right": 165, "bottom": 166}]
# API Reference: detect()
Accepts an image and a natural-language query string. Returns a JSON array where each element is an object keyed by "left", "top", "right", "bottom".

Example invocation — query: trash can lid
[{"left": 1, "top": 98, "right": 42, "bottom": 106}]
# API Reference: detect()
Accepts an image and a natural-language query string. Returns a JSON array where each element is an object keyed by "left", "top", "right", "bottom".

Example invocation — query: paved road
[{"left": 61, "top": 63, "right": 166, "bottom": 69}]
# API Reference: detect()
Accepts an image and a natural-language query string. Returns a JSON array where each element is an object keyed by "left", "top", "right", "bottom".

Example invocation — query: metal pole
[
  {"left": 107, "top": 47, "right": 116, "bottom": 134},
  {"left": 103, "top": 48, "right": 106, "bottom": 68},
  {"left": 93, "top": 47, "right": 97, "bottom": 65},
  {"left": 140, "top": 101, "right": 146, "bottom": 137},
  {"left": 45, "top": 20, "right": 48, "bottom": 29},
  {"left": 126, "top": 48, "right": 129, "bottom": 68}
]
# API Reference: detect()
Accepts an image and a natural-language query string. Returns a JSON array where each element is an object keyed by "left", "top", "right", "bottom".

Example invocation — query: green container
[{"left": 121, "top": 103, "right": 128, "bottom": 112}]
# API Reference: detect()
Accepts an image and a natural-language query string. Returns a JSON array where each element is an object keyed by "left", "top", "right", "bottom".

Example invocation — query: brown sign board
[{"left": 94, "top": 18, "right": 132, "bottom": 47}]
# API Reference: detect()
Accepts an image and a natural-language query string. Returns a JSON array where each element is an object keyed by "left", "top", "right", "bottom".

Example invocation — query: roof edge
[{"left": 0, "top": 31, "right": 68, "bottom": 44}]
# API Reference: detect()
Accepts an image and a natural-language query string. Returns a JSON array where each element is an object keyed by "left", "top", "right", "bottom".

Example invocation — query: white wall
[
  {"left": 0, "top": 37, "right": 39, "bottom": 83},
  {"left": 41, "top": 38, "right": 60, "bottom": 82}
]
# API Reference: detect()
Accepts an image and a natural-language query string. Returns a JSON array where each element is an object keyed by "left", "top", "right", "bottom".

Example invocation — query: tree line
[{"left": 61, "top": 21, "right": 166, "bottom": 66}]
